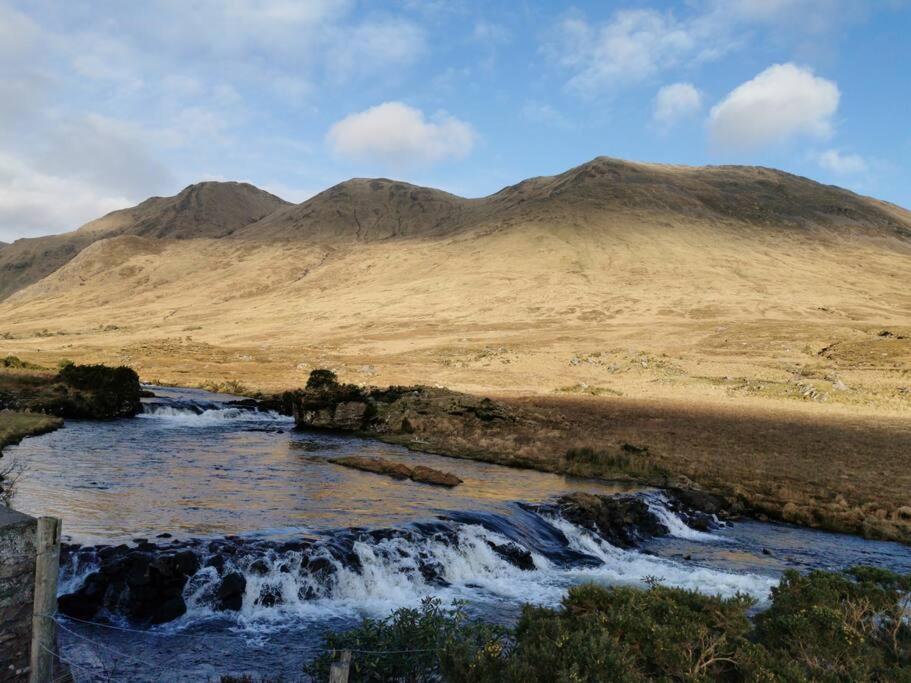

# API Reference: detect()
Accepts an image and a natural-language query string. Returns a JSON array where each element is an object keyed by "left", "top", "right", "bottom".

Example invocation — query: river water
[{"left": 7, "top": 386, "right": 911, "bottom": 681}]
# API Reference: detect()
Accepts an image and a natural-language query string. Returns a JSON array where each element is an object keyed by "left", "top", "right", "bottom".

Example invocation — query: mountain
[
  {"left": 1, "top": 157, "right": 909, "bottom": 410},
  {"left": 238, "top": 157, "right": 911, "bottom": 245},
  {"left": 0, "top": 182, "right": 288, "bottom": 300},
  {"left": 239, "top": 178, "right": 469, "bottom": 241}
]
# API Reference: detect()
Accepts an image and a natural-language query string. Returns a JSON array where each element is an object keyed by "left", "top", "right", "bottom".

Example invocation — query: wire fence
[{"left": 37, "top": 610, "right": 438, "bottom": 682}]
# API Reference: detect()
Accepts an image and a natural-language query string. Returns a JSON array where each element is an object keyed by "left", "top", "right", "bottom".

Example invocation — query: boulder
[
  {"left": 555, "top": 493, "right": 668, "bottom": 547},
  {"left": 216, "top": 572, "right": 246, "bottom": 611},
  {"left": 487, "top": 541, "right": 536, "bottom": 571},
  {"left": 150, "top": 597, "right": 187, "bottom": 625}
]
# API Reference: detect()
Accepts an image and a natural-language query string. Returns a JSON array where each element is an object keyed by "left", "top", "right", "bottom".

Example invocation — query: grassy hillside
[{"left": 0, "top": 157, "right": 908, "bottom": 418}]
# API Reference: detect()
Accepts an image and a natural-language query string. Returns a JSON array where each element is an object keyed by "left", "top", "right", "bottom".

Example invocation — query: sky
[{"left": 1, "top": 0, "right": 909, "bottom": 242}]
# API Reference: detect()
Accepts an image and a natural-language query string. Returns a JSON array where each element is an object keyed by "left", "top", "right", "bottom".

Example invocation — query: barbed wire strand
[
  {"left": 38, "top": 641, "right": 112, "bottom": 682},
  {"left": 55, "top": 619, "right": 169, "bottom": 671}
]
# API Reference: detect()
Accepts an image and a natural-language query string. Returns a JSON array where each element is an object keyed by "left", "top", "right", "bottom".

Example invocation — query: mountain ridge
[{"left": 1, "top": 157, "right": 910, "bottom": 304}]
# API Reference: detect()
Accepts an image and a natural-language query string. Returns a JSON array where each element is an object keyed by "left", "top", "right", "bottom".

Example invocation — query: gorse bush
[
  {"left": 306, "top": 567, "right": 911, "bottom": 682},
  {"left": 305, "top": 597, "right": 506, "bottom": 682}
]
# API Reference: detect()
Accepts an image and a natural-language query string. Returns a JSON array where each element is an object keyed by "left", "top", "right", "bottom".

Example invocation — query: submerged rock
[
  {"left": 333, "top": 455, "right": 413, "bottom": 479},
  {"left": 410, "top": 465, "right": 463, "bottom": 487},
  {"left": 330, "top": 456, "right": 462, "bottom": 487}
]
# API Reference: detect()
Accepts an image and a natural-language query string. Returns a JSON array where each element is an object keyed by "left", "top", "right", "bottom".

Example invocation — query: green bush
[
  {"left": 57, "top": 363, "right": 141, "bottom": 418},
  {"left": 748, "top": 568, "right": 911, "bottom": 681},
  {"left": 502, "top": 582, "right": 753, "bottom": 682},
  {"left": 306, "top": 369, "right": 339, "bottom": 390},
  {"left": 305, "top": 597, "right": 506, "bottom": 682},
  {"left": 303, "top": 568, "right": 911, "bottom": 682}
]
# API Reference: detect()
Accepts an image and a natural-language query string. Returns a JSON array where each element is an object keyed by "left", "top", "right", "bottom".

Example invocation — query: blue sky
[{"left": 1, "top": 0, "right": 909, "bottom": 241}]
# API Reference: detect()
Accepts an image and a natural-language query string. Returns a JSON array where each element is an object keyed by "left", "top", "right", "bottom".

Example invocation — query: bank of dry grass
[
  {"left": 372, "top": 393, "right": 911, "bottom": 544},
  {"left": 0, "top": 410, "right": 63, "bottom": 454}
]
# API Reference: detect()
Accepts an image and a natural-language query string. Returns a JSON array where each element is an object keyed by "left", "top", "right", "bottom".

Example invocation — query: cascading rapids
[{"left": 58, "top": 494, "right": 778, "bottom": 631}]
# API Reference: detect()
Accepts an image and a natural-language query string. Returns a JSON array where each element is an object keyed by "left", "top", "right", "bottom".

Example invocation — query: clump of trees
[{"left": 307, "top": 567, "right": 911, "bottom": 682}]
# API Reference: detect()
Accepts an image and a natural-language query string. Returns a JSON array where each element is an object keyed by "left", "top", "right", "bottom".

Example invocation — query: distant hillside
[
  {"left": 1, "top": 156, "right": 909, "bottom": 414},
  {"left": 0, "top": 182, "right": 288, "bottom": 300}
]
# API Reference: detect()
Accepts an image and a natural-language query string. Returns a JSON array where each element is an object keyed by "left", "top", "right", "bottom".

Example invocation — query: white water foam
[
  {"left": 139, "top": 405, "right": 291, "bottom": 426},
  {"left": 547, "top": 515, "right": 774, "bottom": 601},
  {"left": 644, "top": 493, "right": 730, "bottom": 543},
  {"left": 176, "top": 513, "right": 775, "bottom": 631}
]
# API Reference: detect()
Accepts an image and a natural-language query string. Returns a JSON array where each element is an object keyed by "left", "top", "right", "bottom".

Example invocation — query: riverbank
[
  {"left": 289, "top": 372, "right": 911, "bottom": 544},
  {"left": 0, "top": 411, "right": 63, "bottom": 454}
]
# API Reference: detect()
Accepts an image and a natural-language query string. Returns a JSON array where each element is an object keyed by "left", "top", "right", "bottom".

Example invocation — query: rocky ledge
[
  {"left": 331, "top": 455, "right": 463, "bottom": 487},
  {"left": 288, "top": 369, "right": 513, "bottom": 440}
]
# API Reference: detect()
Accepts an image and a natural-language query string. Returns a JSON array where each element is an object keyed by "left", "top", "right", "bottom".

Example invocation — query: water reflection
[{"left": 9, "top": 387, "right": 640, "bottom": 543}]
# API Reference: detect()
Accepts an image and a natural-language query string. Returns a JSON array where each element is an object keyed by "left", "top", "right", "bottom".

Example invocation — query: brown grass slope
[{"left": 0, "top": 181, "right": 289, "bottom": 300}]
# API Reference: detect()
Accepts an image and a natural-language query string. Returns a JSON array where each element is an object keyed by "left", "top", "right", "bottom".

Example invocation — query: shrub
[
  {"left": 57, "top": 363, "right": 141, "bottom": 418},
  {"left": 749, "top": 568, "right": 911, "bottom": 681},
  {"left": 503, "top": 582, "right": 754, "bottom": 682},
  {"left": 306, "top": 369, "right": 339, "bottom": 390},
  {"left": 305, "top": 597, "right": 506, "bottom": 682},
  {"left": 302, "top": 569, "right": 911, "bottom": 682},
  {"left": 1, "top": 355, "right": 44, "bottom": 370}
]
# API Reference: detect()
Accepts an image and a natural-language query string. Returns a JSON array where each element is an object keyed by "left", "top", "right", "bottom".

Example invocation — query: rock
[
  {"left": 58, "top": 592, "right": 101, "bottom": 620},
  {"left": 410, "top": 465, "right": 462, "bottom": 487},
  {"left": 57, "top": 543, "right": 200, "bottom": 625},
  {"left": 58, "top": 572, "right": 107, "bottom": 620},
  {"left": 666, "top": 488, "right": 730, "bottom": 515},
  {"left": 487, "top": 541, "right": 535, "bottom": 570},
  {"left": 331, "top": 456, "right": 462, "bottom": 487},
  {"left": 555, "top": 493, "right": 668, "bottom": 547},
  {"left": 333, "top": 401, "right": 369, "bottom": 429},
  {"left": 150, "top": 597, "right": 186, "bottom": 624},
  {"left": 332, "top": 456, "right": 413, "bottom": 479},
  {"left": 289, "top": 369, "right": 514, "bottom": 436},
  {"left": 216, "top": 572, "right": 247, "bottom": 611},
  {"left": 249, "top": 559, "right": 270, "bottom": 575},
  {"left": 257, "top": 585, "right": 283, "bottom": 608}
]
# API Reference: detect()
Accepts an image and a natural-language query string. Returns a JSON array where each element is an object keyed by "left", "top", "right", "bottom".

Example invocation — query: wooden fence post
[
  {"left": 29, "top": 516, "right": 61, "bottom": 683},
  {"left": 328, "top": 649, "right": 352, "bottom": 683}
]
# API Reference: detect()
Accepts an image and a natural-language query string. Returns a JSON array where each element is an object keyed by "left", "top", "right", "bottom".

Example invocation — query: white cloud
[
  {"left": 0, "top": 153, "right": 132, "bottom": 241},
  {"left": 708, "top": 63, "right": 839, "bottom": 150},
  {"left": 327, "top": 102, "right": 476, "bottom": 167},
  {"left": 653, "top": 83, "right": 702, "bottom": 128},
  {"left": 549, "top": 11, "right": 698, "bottom": 95},
  {"left": 545, "top": 1, "right": 874, "bottom": 95},
  {"left": 816, "top": 149, "right": 868, "bottom": 174}
]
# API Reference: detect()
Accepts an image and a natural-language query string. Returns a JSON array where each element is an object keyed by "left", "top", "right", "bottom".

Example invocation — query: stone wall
[{"left": 0, "top": 506, "right": 36, "bottom": 682}]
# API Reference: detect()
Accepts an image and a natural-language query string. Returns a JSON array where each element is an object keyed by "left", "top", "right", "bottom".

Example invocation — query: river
[{"left": 8, "top": 386, "right": 911, "bottom": 681}]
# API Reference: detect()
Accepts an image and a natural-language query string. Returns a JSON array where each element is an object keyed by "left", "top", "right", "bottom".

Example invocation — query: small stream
[{"left": 7, "top": 386, "right": 911, "bottom": 681}]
